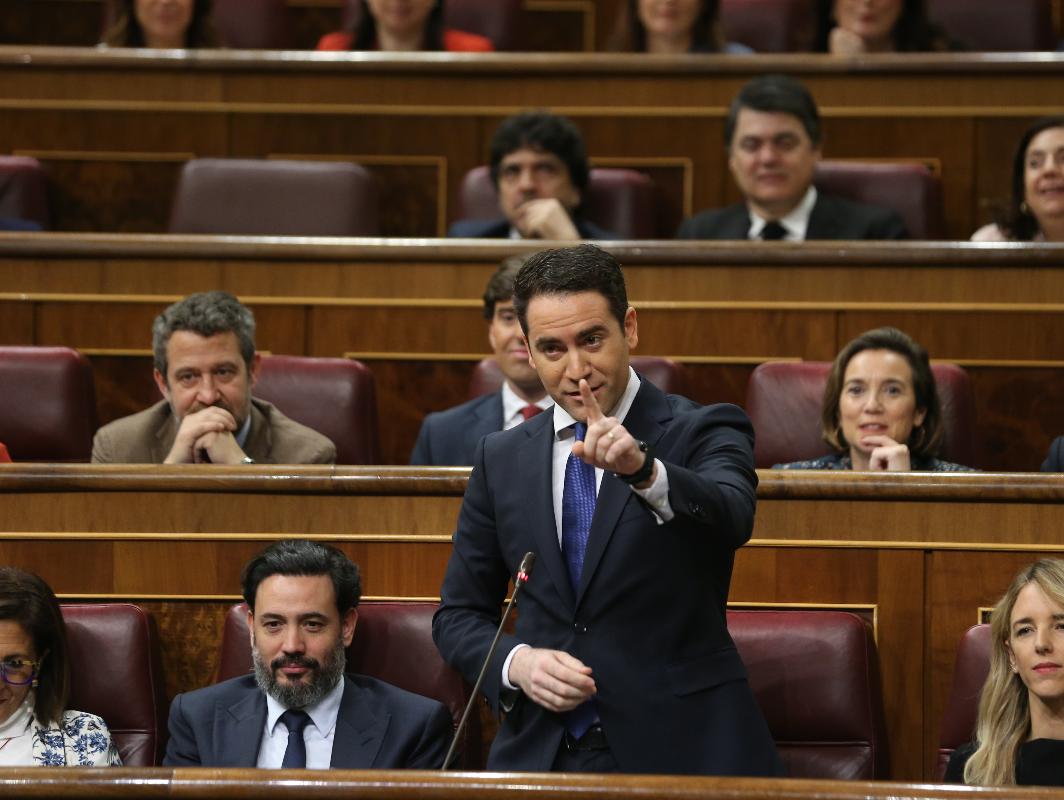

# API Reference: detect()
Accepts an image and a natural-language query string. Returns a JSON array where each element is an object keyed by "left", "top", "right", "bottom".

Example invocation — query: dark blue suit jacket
[
  {"left": 433, "top": 378, "right": 782, "bottom": 775},
  {"left": 1043, "top": 436, "right": 1064, "bottom": 472},
  {"left": 447, "top": 216, "right": 619, "bottom": 240},
  {"left": 163, "top": 673, "right": 452, "bottom": 769},
  {"left": 410, "top": 392, "right": 503, "bottom": 466},
  {"left": 676, "top": 193, "right": 908, "bottom": 240}
]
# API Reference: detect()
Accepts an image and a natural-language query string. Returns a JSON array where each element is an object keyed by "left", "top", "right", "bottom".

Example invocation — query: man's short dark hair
[
  {"left": 488, "top": 112, "right": 591, "bottom": 193},
  {"left": 241, "top": 539, "right": 362, "bottom": 616},
  {"left": 482, "top": 255, "right": 528, "bottom": 320},
  {"left": 152, "top": 291, "right": 256, "bottom": 378},
  {"left": 512, "top": 244, "right": 628, "bottom": 335},
  {"left": 725, "top": 74, "right": 822, "bottom": 147}
]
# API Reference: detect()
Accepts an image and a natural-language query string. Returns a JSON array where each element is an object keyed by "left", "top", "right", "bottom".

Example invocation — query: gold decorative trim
[
  {"left": 0, "top": 532, "right": 456, "bottom": 543},
  {"left": 13, "top": 149, "right": 195, "bottom": 162},
  {"left": 748, "top": 539, "right": 1064, "bottom": 553},
  {"left": 56, "top": 594, "right": 440, "bottom": 603},
  {"left": 978, "top": 606, "right": 993, "bottom": 624}
]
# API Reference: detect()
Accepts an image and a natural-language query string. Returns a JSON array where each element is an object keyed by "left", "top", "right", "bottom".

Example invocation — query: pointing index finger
[{"left": 579, "top": 379, "right": 603, "bottom": 423}]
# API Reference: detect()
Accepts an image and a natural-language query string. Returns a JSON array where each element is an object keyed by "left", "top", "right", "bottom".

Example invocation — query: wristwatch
[
  {"left": 614, "top": 440, "right": 654, "bottom": 485},
  {"left": 241, "top": 456, "right": 255, "bottom": 464}
]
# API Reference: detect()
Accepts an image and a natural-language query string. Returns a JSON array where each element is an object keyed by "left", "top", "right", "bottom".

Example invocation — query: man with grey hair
[
  {"left": 92, "top": 291, "right": 335, "bottom": 464},
  {"left": 164, "top": 539, "right": 452, "bottom": 768}
]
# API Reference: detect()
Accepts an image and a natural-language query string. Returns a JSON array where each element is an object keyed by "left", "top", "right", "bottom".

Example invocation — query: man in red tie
[{"left": 410, "top": 256, "right": 552, "bottom": 466}]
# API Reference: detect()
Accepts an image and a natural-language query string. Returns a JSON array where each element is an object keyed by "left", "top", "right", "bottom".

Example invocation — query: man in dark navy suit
[
  {"left": 433, "top": 245, "right": 782, "bottom": 775},
  {"left": 411, "top": 257, "right": 551, "bottom": 466},
  {"left": 448, "top": 112, "right": 618, "bottom": 241},
  {"left": 165, "top": 540, "right": 451, "bottom": 769},
  {"left": 677, "top": 74, "right": 907, "bottom": 241}
]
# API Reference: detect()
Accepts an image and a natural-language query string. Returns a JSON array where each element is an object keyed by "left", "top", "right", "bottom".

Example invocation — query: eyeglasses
[{"left": 0, "top": 657, "right": 41, "bottom": 686}]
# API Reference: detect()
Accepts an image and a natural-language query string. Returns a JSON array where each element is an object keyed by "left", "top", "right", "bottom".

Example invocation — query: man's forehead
[
  {"left": 733, "top": 108, "right": 809, "bottom": 140},
  {"left": 526, "top": 291, "right": 616, "bottom": 335},
  {"left": 166, "top": 330, "right": 243, "bottom": 368},
  {"left": 501, "top": 146, "right": 563, "bottom": 166},
  {"left": 253, "top": 573, "right": 338, "bottom": 615}
]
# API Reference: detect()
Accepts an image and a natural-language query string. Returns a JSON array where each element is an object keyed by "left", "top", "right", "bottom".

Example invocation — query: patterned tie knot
[
  {"left": 520, "top": 404, "right": 543, "bottom": 421},
  {"left": 280, "top": 709, "right": 311, "bottom": 736},
  {"left": 574, "top": 422, "right": 587, "bottom": 442}
]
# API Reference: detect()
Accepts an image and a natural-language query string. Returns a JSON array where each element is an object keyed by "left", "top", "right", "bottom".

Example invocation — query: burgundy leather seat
[
  {"left": 936, "top": 623, "right": 991, "bottom": 779},
  {"left": 929, "top": 0, "right": 1055, "bottom": 51},
  {"left": 169, "top": 158, "right": 379, "bottom": 237},
  {"left": 457, "top": 165, "right": 661, "bottom": 239},
  {"left": 467, "top": 355, "right": 688, "bottom": 400},
  {"left": 729, "top": 609, "right": 889, "bottom": 779},
  {"left": 61, "top": 603, "right": 165, "bottom": 767},
  {"left": 212, "top": 0, "right": 290, "bottom": 49},
  {"left": 815, "top": 161, "right": 944, "bottom": 240},
  {"left": 720, "top": 0, "right": 816, "bottom": 52},
  {"left": 745, "top": 360, "right": 976, "bottom": 468},
  {"left": 216, "top": 601, "right": 480, "bottom": 769},
  {"left": 0, "top": 155, "right": 49, "bottom": 229},
  {"left": 0, "top": 346, "right": 98, "bottom": 462},
  {"left": 253, "top": 355, "right": 380, "bottom": 465},
  {"left": 341, "top": 0, "right": 523, "bottom": 50}
]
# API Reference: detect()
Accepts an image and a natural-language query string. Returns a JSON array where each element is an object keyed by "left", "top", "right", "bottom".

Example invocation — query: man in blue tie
[
  {"left": 164, "top": 539, "right": 452, "bottom": 769},
  {"left": 433, "top": 244, "right": 782, "bottom": 775}
]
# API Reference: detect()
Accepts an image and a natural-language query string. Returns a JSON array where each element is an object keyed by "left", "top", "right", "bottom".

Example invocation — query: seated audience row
[
  {"left": 3, "top": 81, "right": 1048, "bottom": 242},
  {"left": 94, "top": 0, "right": 1050, "bottom": 53}
]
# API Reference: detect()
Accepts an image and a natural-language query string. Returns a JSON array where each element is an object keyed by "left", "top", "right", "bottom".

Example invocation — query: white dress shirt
[
  {"left": 256, "top": 677, "right": 345, "bottom": 769},
  {"left": 500, "top": 381, "right": 554, "bottom": 431},
  {"left": 502, "top": 367, "right": 673, "bottom": 689},
  {"left": 747, "top": 186, "right": 818, "bottom": 241}
]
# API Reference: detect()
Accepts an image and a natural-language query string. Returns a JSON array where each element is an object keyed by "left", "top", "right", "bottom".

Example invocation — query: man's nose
[
  {"left": 564, "top": 349, "right": 589, "bottom": 379},
  {"left": 515, "top": 167, "right": 537, "bottom": 193},
  {"left": 195, "top": 375, "right": 220, "bottom": 404},
  {"left": 281, "top": 627, "right": 305, "bottom": 654}
]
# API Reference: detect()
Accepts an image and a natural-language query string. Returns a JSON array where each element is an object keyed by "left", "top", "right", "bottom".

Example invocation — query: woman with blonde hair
[{"left": 946, "top": 559, "right": 1064, "bottom": 785}]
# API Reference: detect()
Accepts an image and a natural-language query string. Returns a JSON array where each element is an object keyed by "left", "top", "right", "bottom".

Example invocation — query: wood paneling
[
  {"left": 4, "top": 467, "right": 1064, "bottom": 779},
  {"left": 3, "top": 50, "right": 1064, "bottom": 238}
]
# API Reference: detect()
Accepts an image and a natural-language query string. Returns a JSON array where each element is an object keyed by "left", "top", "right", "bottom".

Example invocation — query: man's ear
[
  {"left": 153, "top": 368, "right": 169, "bottom": 401},
  {"left": 341, "top": 608, "right": 358, "bottom": 648},
  {"left": 624, "top": 306, "right": 639, "bottom": 350},
  {"left": 246, "top": 607, "right": 255, "bottom": 650}
]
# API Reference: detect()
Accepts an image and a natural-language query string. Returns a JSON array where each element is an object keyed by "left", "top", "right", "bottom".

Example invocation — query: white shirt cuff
[
  {"left": 631, "top": 458, "right": 674, "bottom": 522},
  {"left": 501, "top": 643, "right": 531, "bottom": 691}
]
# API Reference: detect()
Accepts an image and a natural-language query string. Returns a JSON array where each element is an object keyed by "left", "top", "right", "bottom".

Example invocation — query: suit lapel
[
  {"left": 805, "top": 195, "right": 837, "bottom": 239},
  {"left": 575, "top": 379, "right": 672, "bottom": 607},
  {"left": 723, "top": 204, "right": 752, "bottom": 239},
  {"left": 518, "top": 414, "right": 575, "bottom": 610},
  {"left": 243, "top": 400, "right": 271, "bottom": 461},
  {"left": 329, "top": 677, "right": 388, "bottom": 769},
  {"left": 221, "top": 690, "right": 268, "bottom": 766}
]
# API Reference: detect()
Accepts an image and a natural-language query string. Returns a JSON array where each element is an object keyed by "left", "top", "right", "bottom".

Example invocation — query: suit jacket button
[
  {"left": 573, "top": 622, "right": 588, "bottom": 634},
  {"left": 689, "top": 502, "right": 704, "bottom": 517}
]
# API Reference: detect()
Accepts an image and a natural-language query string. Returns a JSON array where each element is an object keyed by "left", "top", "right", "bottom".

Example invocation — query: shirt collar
[
  {"left": 747, "top": 186, "right": 818, "bottom": 241},
  {"left": 552, "top": 366, "right": 640, "bottom": 438},
  {"left": 265, "top": 674, "right": 345, "bottom": 738},
  {"left": 500, "top": 380, "right": 552, "bottom": 421}
]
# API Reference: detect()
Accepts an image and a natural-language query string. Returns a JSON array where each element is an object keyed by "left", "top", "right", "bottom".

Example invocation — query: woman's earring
[
  {"left": 1021, "top": 201, "right": 1031, "bottom": 215},
  {"left": 31, "top": 677, "right": 38, "bottom": 689}
]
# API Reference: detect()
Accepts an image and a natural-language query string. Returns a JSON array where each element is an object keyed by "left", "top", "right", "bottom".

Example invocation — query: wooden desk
[
  {"left": 2, "top": 235, "right": 1063, "bottom": 469},
  {"left": 2, "top": 48, "right": 1064, "bottom": 238},
  {"left": 2, "top": 465, "right": 1062, "bottom": 780},
  {"left": 0, "top": 768, "right": 1056, "bottom": 799}
]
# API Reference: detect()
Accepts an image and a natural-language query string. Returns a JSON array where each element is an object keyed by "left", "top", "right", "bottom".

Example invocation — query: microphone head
[{"left": 517, "top": 551, "right": 536, "bottom": 582}]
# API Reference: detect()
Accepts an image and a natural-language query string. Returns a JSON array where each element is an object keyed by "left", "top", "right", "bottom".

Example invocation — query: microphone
[{"left": 441, "top": 551, "right": 536, "bottom": 770}]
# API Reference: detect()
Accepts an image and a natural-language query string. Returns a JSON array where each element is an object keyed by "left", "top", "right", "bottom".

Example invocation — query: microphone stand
[{"left": 441, "top": 551, "right": 536, "bottom": 770}]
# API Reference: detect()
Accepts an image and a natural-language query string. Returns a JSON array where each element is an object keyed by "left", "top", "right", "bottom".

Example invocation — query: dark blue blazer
[
  {"left": 1043, "top": 436, "right": 1064, "bottom": 472},
  {"left": 163, "top": 673, "right": 452, "bottom": 769},
  {"left": 676, "top": 193, "right": 908, "bottom": 240},
  {"left": 0, "top": 216, "right": 41, "bottom": 231},
  {"left": 433, "top": 379, "right": 782, "bottom": 775},
  {"left": 411, "top": 392, "right": 503, "bottom": 466},
  {"left": 447, "top": 216, "right": 619, "bottom": 240}
]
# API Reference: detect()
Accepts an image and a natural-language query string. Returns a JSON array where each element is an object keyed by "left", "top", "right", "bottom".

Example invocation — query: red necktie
[{"left": 520, "top": 404, "right": 543, "bottom": 421}]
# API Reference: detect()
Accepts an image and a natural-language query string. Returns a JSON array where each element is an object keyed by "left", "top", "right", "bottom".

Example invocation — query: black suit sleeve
[
  {"left": 410, "top": 417, "right": 433, "bottom": 465},
  {"left": 404, "top": 702, "right": 454, "bottom": 769},
  {"left": 871, "top": 208, "right": 910, "bottom": 240},
  {"left": 944, "top": 741, "right": 975, "bottom": 783}
]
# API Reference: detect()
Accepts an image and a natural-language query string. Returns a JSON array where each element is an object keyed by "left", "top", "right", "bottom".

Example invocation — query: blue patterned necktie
[
  {"left": 562, "top": 422, "right": 596, "bottom": 591},
  {"left": 279, "top": 709, "right": 311, "bottom": 768},
  {"left": 561, "top": 421, "right": 598, "bottom": 739}
]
